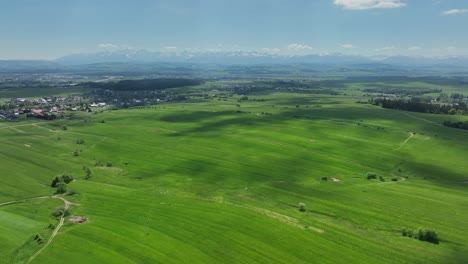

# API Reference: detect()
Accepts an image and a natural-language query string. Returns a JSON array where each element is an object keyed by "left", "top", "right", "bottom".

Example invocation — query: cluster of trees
[
  {"left": 26, "top": 112, "right": 57, "bottom": 120},
  {"left": 84, "top": 78, "right": 202, "bottom": 91},
  {"left": 372, "top": 98, "right": 466, "bottom": 115},
  {"left": 443, "top": 120, "right": 468, "bottom": 131},
  {"left": 401, "top": 227, "right": 439, "bottom": 244},
  {"left": 51, "top": 175, "right": 74, "bottom": 194},
  {"left": 94, "top": 160, "right": 112, "bottom": 167},
  {"left": 363, "top": 86, "right": 441, "bottom": 96},
  {"left": 437, "top": 92, "right": 466, "bottom": 102},
  {"left": 366, "top": 172, "right": 386, "bottom": 182}
]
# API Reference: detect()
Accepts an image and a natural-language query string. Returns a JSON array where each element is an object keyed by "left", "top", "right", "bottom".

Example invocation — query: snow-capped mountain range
[{"left": 54, "top": 49, "right": 468, "bottom": 67}]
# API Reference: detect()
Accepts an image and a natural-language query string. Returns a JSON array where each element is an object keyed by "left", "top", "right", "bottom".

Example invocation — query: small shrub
[
  {"left": 401, "top": 227, "right": 408, "bottom": 236},
  {"left": 51, "top": 176, "right": 61, "bottom": 187},
  {"left": 34, "top": 233, "right": 44, "bottom": 244},
  {"left": 298, "top": 202, "right": 306, "bottom": 212},
  {"left": 68, "top": 190, "right": 77, "bottom": 196},
  {"left": 61, "top": 125, "right": 67, "bottom": 130},
  {"left": 106, "top": 161, "right": 113, "bottom": 167},
  {"left": 73, "top": 150, "right": 80, "bottom": 157},
  {"left": 392, "top": 177, "right": 399, "bottom": 182},
  {"left": 51, "top": 207, "right": 69, "bottom": 217},
  {"left": 76, "top": 139, "right": 85, "bottom": 144},
  {"left": 401, "top": 228, "right": 439, "bottom": 244},
  {"left": 367, "top": 172, "right": 377, "bottom": 180},
  {"left": 85, "top": 167, "right": 92, "bottom": 179},
  {"left": 379, "top": 176, "right": 385, "bottom": 182},
  {"left": 321, "top": 176, "right": 328, "bottom": 181}
]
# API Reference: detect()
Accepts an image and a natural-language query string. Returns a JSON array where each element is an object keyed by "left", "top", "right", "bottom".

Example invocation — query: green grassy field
[
  {"left": 0, "top": 86, "right": 89, "bottom": 102},
  {"left": 1, "top": 91, "right": 467, "bottom": 263}
]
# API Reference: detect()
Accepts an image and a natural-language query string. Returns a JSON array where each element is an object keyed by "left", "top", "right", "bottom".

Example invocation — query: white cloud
[
  {"left": 376, "top": 46, "right": 397, "bottom": 52},
  {"left": 261, "top": 48, "right": 281, "bottom": 53},
  {"left": 334, "top": 0, "right": 406, "bottom": 10},
  {"left": 408, "top": 46, "right": 422, "bottom": 51},
  {"left": 442, "top": 9, "right": 468, "bottom": 15},
  {"left": 287, "top": 43, "right": 313, "bottom": 51},
  {"left": 97, "top": 43, "right": 117, "bottom": 49},
  {"left": 447, "top": 46, "right": 457, "bottom": 52},
  {"left": 162, "top": 46, "right": 178, "bottom": 52},
  {"left": 341, "top": 44, "right": 357, "bottom": 49}
]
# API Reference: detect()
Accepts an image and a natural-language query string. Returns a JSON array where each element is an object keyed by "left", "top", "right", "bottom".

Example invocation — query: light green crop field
[{"left": 1, "top": 91, "right": 467, "bottom": 263}]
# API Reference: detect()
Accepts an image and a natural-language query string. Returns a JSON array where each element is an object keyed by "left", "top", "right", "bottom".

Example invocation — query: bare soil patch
[{"left": 69, "top": 216, "right": 88, "bottom": 224}]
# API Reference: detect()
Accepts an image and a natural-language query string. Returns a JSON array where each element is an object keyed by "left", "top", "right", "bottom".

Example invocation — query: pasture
[{"left": 1, "top": 90, "right": 467, "bottom": 263}]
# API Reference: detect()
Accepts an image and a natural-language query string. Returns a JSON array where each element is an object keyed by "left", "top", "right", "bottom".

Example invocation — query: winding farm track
[
  {"left": 0, "top": 195, "right": 74, "bottom": 263},
  {"left": 396, "top": 132, "right": 414, "bottom": 150}
]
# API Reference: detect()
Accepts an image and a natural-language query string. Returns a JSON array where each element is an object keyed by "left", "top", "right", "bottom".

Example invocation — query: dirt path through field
[
  {"left": 0, "top": 195, "right": 74, "bottom": 264},
  {"left": 396, "top": 132, "right": 414, "bottom": 150}
]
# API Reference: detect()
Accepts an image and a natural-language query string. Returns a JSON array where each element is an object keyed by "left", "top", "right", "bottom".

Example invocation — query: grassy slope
[
  {"left": 0, "top": 198, "right": 63, "bottom": 263},
  {"left": 1, "top": 92, "right": 467, "bottom": 263}
]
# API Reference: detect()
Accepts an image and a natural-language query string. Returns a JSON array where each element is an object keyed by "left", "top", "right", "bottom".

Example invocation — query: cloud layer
[
  {"left": 442, "top": 9, "right": 468, "bottom": 15},
  {"left": 287, "top": 43, "right": 313, "bottom": 51},
  {"left": 334, "top": 0, "right": 406, "bottom": 10},
  {"left": 98, "top": 43, "right": 117, "bottom": 48}
]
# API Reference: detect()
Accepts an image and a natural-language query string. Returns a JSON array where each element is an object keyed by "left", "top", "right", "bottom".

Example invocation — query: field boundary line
[{"left": 401, "top": 112, "right": 441, "bottom": 126}]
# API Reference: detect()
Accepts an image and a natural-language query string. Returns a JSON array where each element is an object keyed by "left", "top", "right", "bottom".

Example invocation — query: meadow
[{"left": 0, "top": 86, "right": 467, "bottom": 263}]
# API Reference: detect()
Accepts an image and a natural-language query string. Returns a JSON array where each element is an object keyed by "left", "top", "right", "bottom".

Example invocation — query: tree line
[
  {"left": 372, "top": 98, "right": 467, "bottom": 115},
  {"left": 443, "top": 120, "right": 468, "bottom": 131},
  {"left": 83, "top": 78, "right": 202, "bottom": 91}
]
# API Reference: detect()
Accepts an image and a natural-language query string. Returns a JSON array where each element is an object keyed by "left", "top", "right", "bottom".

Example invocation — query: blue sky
[{"left": 1, "top": 0, "right": 467, "bottom": 59}]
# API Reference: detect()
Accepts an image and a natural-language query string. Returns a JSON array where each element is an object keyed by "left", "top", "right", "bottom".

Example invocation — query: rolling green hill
[{"left": 1, "top": 92, "right": 467, "bottom": 263}]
